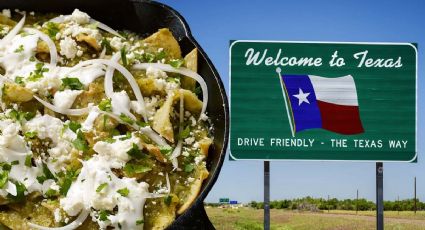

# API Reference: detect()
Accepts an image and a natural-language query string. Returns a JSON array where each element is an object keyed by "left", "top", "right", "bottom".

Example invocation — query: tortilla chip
[
  {"left": 152, "top": 89, "right": 203, "bottom": 143},
  {"left": 181, "top": 48, "right": 198, "bottom": 91},
  {"left": 177, "top": 165, "right": 209, "bottom": 214},
  {"left": 143, "top": 29, "right": 181, "bottom": 59},
  {"left": 3, "top": 82, "right": 34, "bottom": 102}
]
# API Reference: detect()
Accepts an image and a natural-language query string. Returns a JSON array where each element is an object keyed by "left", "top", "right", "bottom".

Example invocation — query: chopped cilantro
[
  {"left": 41, "top": 162, "right": 56, "bottom": 181},
  {"left": 159, "top": 146, "right": 172, "bottom": 155},
  {"left": 178, "top": 126, "right": 191, "bottom": 139},
  {"left": 60, "top": 169, "right": 79, "bottom": 196},
  {"left": 14, "top": 76, "right": 24, "bottom": 85},
  {"left": 44, "top": 188, "right": 58, "bottom": 198},
  {"left": 117, "top": 187, "right": 129, "bottom": 197},
  {"left": 36, "top": 175, "right": 47, "bottom": 183},
  {"left": 72, "top": 130, "right": 89, "bottom": 151},
  {"left": 126, "top": 143, "right": 144, "bottom": 159},
  {"left": 14, "top": 45, "right": 24, "bottom": 53},
  {"left": 96, "top": 183, "right": 108, "bottom": 193},
  {"left": 136, "top": 219, "right": 144, "bottom": 225},
  {"left": 119, "top": 132, "right": 132, "bottom": 140},
  {"left": 98, "top": 98, "right": 112, "bottom": 112},
  {"left": 10, "top": 160, "right": 19, "bottom": 165},
  {"left": 7, "top": 181, "right": 26, "bottom": 202},
  {"left": 25, "top": 155, "right": 32, "bottom": 167},
  {"left": 0, "top": 171, "right": 8, "bottom": 188},
  {"left": 45, "top": 22, "right": 60, "bottom": 38},
  {"left": 156, "top": 50, "right": 167, "bottom": 60},
  {"left": 9, "top": 109, "right": 35, "bottom": 122},
  {"left": 60, "top": 77, "right": 83, "bottom": 90},
  {"left": 121, "top": 47, "right": 128, "bottom": 66},
  {"left": 135, "top": 52, "right": 155, "bottom": 63},
  {"left": 123, "top": 163, "right": 152, "bottom": 175},
  {"left": 164, "top": 195, "right": 172, "bottom": 206},
  {"left": 28, "top": 62, "right": 49, "bottom": 82},
  {"left": 1, "top": 163, "right": 11, "bottom": 171},
  {"left": 119, "top": 113, "right": 134, "bottom": 125},
  {"left": 184, "top": 164, "right": 195, "bottom": 173},
  {"left": 136, "top": 120, "right": 149, "bottom": 127},
  {"left": 24, "top": 131, "right": 37, "bottom": 139},
  {"left": 68, "top": 121, "right": 81, "bottom": 133},
  {"left": 104, "top": 137, "right": 116, "bottom": 143},
  {"left": 169, "top": 59, "right": 184, "bottom": 68},
  {"left": 101, "top": 38, "right": 112, "bottom": 55},
  {"left": 98, "top": 210, "right": 110, "bottom": 221}
]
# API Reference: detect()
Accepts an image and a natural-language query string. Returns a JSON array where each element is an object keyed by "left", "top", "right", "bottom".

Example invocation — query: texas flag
[{"left": 280, "top": 74, "right": 364, "bottom": 135}]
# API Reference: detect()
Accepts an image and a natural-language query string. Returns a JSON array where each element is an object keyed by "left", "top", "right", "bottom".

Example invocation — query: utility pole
[
  {"left": 376, "top": 162, "right": 384, "bottom": 230},
  {"left": 356, "top": 189, "right": 359, "bottom": 215},
  {"left": 264, "top": 161, "right": 270, "bottom": 230}
]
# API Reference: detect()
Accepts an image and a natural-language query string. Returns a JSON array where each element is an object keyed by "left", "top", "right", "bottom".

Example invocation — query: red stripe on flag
[{"left": 317, "top": 101, "right": 364, "bottom": 135}]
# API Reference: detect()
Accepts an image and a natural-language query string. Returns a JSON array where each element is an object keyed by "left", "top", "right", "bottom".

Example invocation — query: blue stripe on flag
[{"left": 282, "top": 75, "right": 323, "bottom": 132}]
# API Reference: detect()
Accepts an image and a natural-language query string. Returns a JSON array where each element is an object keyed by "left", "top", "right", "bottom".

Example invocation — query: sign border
[{"left": 229, "top": 40, "right": 418, "bottom": 162}]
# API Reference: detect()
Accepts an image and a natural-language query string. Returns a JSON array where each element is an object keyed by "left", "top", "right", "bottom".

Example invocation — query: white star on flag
[{"left": 293, "top": 88, "right": 310, "bottom": 106}]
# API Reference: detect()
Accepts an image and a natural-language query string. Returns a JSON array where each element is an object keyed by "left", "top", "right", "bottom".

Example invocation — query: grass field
[{"left": 206, "top": 207, "right": 425, "bottom": 230}]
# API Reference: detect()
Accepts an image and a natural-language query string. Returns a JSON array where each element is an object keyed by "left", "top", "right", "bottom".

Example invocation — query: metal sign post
[
  {"left": 376, "top": 162, "right": 384, "bottom": 230},
  {"left": 264, "top": 161, "right": 270, "bottom": 230}
]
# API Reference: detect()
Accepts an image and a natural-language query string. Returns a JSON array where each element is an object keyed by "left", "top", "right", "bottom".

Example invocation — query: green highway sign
[
  {"left": 229, "top": 41, "right": 417, "bottom": 162},
  {"left": 219, "top": 198, "right": 230, "bottom": 203}
]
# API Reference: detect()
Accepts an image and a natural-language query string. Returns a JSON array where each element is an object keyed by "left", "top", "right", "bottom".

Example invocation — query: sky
[{"left": 160, "top": 0, "right": 425, "bottom": 203}]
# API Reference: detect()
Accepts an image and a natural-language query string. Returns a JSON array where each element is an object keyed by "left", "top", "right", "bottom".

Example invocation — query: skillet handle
[{"left": 166, "top": 200, "right": 215, "bottom": 230}]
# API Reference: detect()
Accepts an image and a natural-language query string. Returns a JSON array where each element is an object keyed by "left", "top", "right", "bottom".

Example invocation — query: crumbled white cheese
[
  {"left": 190, "top": 116, "right": 196, "bottom": 126},
  {"left": 111, "top": 91, "right": 132, "bottom": 117},
  {"left": 60, "top": 37, "right": 78, "bottom": 59},
  {"left": 93, "top": 135, "right": 141, "bottom": 168},
  {"left": 60, "top": 155, "right": 150, "bottom": 229},
  {"left": 184, "top": 137, "right": 195, "bottom": 145},
  {"left": 54, "top": 208, "right": 62, "bottom": 223},
  {"left": 64, "top": 9, "right": 90, "bottom": 24},
  {"left": 194, "top": 155, "right": 205, "bottom": 165},
  {"left": 200, "top": 113, "right": 209, "bottom": 121},
  {"left": 53, "top": 89, "right": 83, "bottom": 109},
  {"left": 1, "top": 9, "right": 11, "bottom": 18},
  {"left": 130, "top": 101, "right": 144, "bottom": 115},
  {"left": 146, "top": 66, "right": 167, "bottom": 79},
  {"left": 110, "top": 37, "right": 124, "bottom": 50},
  {"left": 76, "top": 49, "right": 83, "bottom": 57}
]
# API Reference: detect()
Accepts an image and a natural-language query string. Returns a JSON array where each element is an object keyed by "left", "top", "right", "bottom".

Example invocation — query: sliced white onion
[
  {"left": 139, "top": 126, "right": 170, "bottom": 147},
  {"left": 94, "top": 20, "right": 124, "bottom": 38},
  {"left": 0, "top": 15, "right": 26, "bottom": 48},
  {"left": 34, "top": 95, "right": 91, "bottom": 116},
  {"left": 24, "top": 28, "right": 58, "bottom": 66},
  {"left": 96, "top": 109, "right": 168, "bottom": 146},
  {"left": 132, "top": 63, "right": 208, "bottom": 118},
  {"left": 28, "top": 209, "right": 89, "bottom": 230},
  {"left": 170, "top": 140, "right": 182, "bottom": 170},
  {"left": 68, "top": 59, "right": 147, "bottom": 121},
  {"left": 0, "top": 147, "right": 29, "bottom": 157},
  {"left": 104, "top": 53, "right": 136, "bottom": 120},
  {"left": 50, "top": 16, "right": 123, "bottom": 38},
  {"left": 49, "top": 15, "right": 65, "bottom": 24},
  {"left": 104, "top": 52, "right": 120, "bottom": 97},
  {"left": 99, "top": 47, "right": 106, "bottom": 59}
]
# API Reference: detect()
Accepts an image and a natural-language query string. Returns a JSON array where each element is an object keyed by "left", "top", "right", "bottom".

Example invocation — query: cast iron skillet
[{"left": 0, "top": 0, "right": 229, "bottom": 229}]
